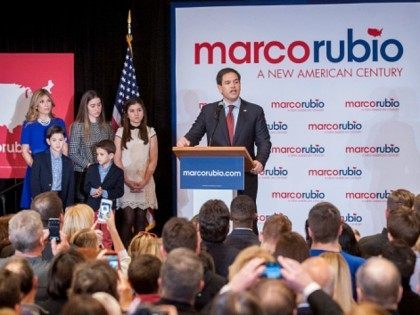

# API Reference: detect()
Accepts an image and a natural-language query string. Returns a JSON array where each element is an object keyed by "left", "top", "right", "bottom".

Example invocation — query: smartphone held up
[
  {"left": 98, "top": 198, "right": 113, "bottom": 223},
  {"left": 261, "top": 262, "right": 282, "bottom": 279},
  {"left": 48, "top": 218, "right": 60, "bottom": 242}
]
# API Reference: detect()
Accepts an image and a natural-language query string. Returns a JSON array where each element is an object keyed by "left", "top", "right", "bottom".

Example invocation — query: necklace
[{"left": 37, "top": 117, "right": 51, "bottom": 126}]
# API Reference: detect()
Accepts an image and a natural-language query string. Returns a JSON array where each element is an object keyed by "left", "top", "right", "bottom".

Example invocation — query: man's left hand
[{"left": 251, "top": 160, "right": 263, "bottom": 174}]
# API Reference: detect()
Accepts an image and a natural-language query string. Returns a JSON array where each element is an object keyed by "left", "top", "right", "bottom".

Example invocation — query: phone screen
[
  {"left": 106, "top": 254, "right": 119, "bottom": 270},
  {"left": 98, "top": 199, "right": 112, "bottom": 223},
  {"left": 261, "top": 262, "right": 282, "bottom": 279},
  {"left": 48, "top": 218, "right": 60, "bottom": 242}
]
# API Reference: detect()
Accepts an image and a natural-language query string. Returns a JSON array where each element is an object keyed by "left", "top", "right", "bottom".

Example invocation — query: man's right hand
[
  {"left": 227, "top": 257, "right": 266, "bottom": 292},
  {"left": 176, "top": 136, "right": 191, "bottom": 147},
  {"left": 277, "top": 256, "right": 314, "bottom": 293}
]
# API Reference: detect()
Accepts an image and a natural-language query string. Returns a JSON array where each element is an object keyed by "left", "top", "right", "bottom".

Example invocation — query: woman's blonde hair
[
  {"left": 62, "top": 204, "right": 95, "bottom": 241},
  {"left": 228, "top": 245, "right": 275, "bottom": 281},
  {"left": 128, "top": 231, "right": 163, "bottom": 261},
  {"left": 320, "top": 252, "right": 355, "bottom": 313},
  {"left": 25, "top": 88, "right": 56, "bottom": 122}
]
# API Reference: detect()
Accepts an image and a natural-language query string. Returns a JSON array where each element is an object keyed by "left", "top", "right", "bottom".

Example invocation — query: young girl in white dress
[{"left": 114, "top": 97, "right": 158, "bottom": 246}]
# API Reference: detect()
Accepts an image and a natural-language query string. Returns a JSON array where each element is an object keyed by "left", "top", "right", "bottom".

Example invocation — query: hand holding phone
[
  {"left": 104, "top": 251, "right": 120, "bottom": 270},
  {"left": 98, "top": 198, "right": 112, "bottom": 223},
  {"left": 48, "top": 218, "right": 61, "bottom": 242}
]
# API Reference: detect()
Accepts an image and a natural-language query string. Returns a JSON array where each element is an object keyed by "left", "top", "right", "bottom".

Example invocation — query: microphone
[{"left": 209, "top": 101, "right": 224, "bottom": 146}]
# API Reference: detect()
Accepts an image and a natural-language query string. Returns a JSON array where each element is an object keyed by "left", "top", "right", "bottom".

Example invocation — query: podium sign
[{"left": 180, "top": 156, "right": 244, "bottom": 189}]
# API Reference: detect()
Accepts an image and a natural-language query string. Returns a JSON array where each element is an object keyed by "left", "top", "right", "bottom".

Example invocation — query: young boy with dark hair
[
  {"left": 31, "top": 125, "right": 75, "bottom": 208},
  {"left": 84, "top": 139, "right": 124, "bottom": 248}
]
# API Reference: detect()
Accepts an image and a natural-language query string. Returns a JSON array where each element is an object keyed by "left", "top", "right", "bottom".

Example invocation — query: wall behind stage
[
  {"left": 173, "top": 2, "right": 420, "bottom": 236},
  {"left": 0, "top": 54, "right": 74, "bottom": 178}
]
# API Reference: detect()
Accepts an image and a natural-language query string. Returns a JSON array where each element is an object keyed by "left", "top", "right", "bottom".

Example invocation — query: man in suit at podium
[{"left": 176, "top": 67, "right": 271, "bottom": 208}]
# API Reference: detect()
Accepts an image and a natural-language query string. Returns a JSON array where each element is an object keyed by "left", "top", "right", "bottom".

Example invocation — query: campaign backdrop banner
[
  {"left": 172, "top": 2, "right": 420, "bottom": 237},
  {"left": 0, "top": 54, "right": 74, "bottom": 178}
]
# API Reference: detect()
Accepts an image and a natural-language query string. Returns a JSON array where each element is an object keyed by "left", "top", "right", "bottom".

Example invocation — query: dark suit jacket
[
  {"left": 185, "top": 99, "right": 271, "bottom": 165},
  {"left": 297, "top": 306, "right": 313, "bottom": 315},
  {"left": 398, "top": 285, "right": 420, "bottom": 315},
  {"left": 202, "top": 240, "right": 240, "bottom": 279},
  {"left": 84, "top": 163, "right": 124, "bottom": 210},
  {"left": 307, "top": 289, "right": 343, "bottom": 315},
  {"left": 194, "top": 267, "right": 227, "bottom": 312},
  {"left": 31, "top": 150, "right": 75, "bottom": 208},
  {"left": 224, "top": 228, "right": 260, "bottom": 251},
  {"left": 358, "top": 227, "right": 389, "bottom": 258},
  {"left": 184, "top": 99, "right": 271, "bottom": 200}
]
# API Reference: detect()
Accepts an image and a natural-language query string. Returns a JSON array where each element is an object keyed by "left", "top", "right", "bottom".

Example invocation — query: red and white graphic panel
[{"left": 0, "top": 53, "right": 74, "bottom": 178}]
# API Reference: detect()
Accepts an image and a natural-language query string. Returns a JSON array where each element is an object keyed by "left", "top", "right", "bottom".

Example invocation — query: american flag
[
  {"left": 111, "top": 46, "right": 156, "bottom": 231},
  {"left": 111, "top": 47, "right": 140, "bottom": 131}
]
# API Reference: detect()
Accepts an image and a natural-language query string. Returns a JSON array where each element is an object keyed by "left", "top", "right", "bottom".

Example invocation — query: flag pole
[{"left": 126, "top": 10, "right": 133, "bottom": 55}]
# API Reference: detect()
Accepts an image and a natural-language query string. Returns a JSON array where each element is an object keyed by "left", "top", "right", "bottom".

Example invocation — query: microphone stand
[{"left": 209, "top": 102, "right": 224, "bottom": 146}]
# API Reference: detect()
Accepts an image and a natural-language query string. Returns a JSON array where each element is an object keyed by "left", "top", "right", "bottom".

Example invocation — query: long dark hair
[
  {"left": 121, "top": 97, "right": 149, "bottom": 149},
  {"left": 74, "top": 90, "right": 110, "bottom": 141},
  {"left": 339, "top": 222, "right": 361, "bottom": 257}
]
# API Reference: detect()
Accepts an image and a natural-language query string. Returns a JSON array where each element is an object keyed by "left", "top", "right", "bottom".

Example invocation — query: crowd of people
[{"left": 0, "top": 188, "right": 418, "bottom": 315}]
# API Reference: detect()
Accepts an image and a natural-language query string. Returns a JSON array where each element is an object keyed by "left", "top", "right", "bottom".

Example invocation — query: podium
[{"left": 173, "top": 146, "right": 253, "bottom": 215}]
